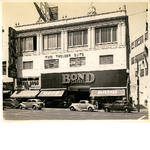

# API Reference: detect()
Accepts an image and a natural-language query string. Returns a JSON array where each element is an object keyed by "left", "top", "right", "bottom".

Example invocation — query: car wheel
[
  {"left": 38, "top": 108, "right": 41, "bottom": 110},
  {"left": 105, "top": 108, "right": 110, "bottom": 112},
  {"left": 88, "top": 107, "right": 93, "bottom": 112},
  {"left": 32, "top": 105, "right": 36, "bottom": 110},
  {"left": 124, "top": 108, "right": 130, "bottom": 113},
  {"left": 11, "top": 105, "right": 15, "bottom": 109},
  {"left": 19, "top": 105, "right": 22, "bottom": 109},
  {"left": 70, "top": 106, "right": 75, "bottom": 111}
]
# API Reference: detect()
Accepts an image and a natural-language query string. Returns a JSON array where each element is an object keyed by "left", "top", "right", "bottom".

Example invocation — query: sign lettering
[{"left": 62, "top": 73, "right": 95, "bottom": 84}]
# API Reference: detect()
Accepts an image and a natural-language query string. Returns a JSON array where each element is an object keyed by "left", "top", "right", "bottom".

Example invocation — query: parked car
[
  {"left": 3, "top": 98, "right": 19, "bottom": 109},
  {"left": 103, "top": 100, "right": 136, "bottom": 113},
  {"left": 69, "top": 100, "right": 96, "bottom": 112},
  {"left": 18, "top": 99, "right": 44, "bottom": 110}
]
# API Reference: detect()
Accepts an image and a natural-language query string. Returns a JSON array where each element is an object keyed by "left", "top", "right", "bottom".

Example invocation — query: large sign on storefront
[
  {"left": 62, "top": 73, "right": 95, "bottom": 84},
  {"left": 8, "top": 27, "right": 18, "bottom": 78}
]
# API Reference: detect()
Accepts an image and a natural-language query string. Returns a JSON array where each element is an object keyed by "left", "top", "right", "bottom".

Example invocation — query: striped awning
[
  {"left": 38, "top": 90, "right": 65, "bottom": 97},
  {"left": 10, "top": 90, "right": 40, "bottom": 98}
]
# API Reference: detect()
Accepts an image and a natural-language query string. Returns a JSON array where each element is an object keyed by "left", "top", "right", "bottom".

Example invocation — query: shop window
[
  {"left": 2, "top": 61, "right": 6, "bottom": 75},
  {"left": 44, "top": 59, "right": 59, "bottom": 69},
  {"left": 95, "top": 26, "right": 117, "bottom": 44},
  {"left": 44, "top": 33, "right": 61, "bottom": 50},
  {"left": 131, "top": 57, "right": 134, "bottom": 65},
  {"left": 20, "top": 36, "right": 36, "bottom": 52},
  {"left": 23, "top": 61, "right": 33, "bottom": 69},
  {"left": 99, "top": 55, "right": 113, "bottom": 64},
  {"left": 70, "top": 57, "right": 86, "bottom": 67},
  {"left": 140, "top": 69, "right": 144, "bottom": 77},
  {"left": 68, "top": 30, "right": 88, "bottom": 47}
]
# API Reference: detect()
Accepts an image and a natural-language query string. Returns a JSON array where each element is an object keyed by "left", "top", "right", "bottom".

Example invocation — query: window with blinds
[
  {"left": 44, "top": 33, "right": 61, "bottom": 49},
  {"left": 2, "top": 61, "right": 6, "bottom": 75},
  {"left": 20, "top": 37, "right": 36, "bottom": 52},
  {"left": 23, "top": 61, "right": 33, "bottom": 69},
  {"left": 44, "top": 59, "right": 59, "bottom": 69},
  {"left": 99, "top": 55, "right": 113, "bottom": 64},
  {"left": 95, "top": 26, "right": 117, "bottom": 44},
  {"left": 70, "top": 57, "right": 86, "bottom": 67},
  {"left": 68, "top": 30, "right": 88, "bottom": 47}
]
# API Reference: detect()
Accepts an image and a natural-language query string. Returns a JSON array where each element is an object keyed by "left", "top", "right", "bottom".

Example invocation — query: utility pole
[{"left": 137, "top": 61, "right": 140, "bottom": 112}]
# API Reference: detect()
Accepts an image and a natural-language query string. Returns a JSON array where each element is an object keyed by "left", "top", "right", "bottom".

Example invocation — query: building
[
  {"left": 10, "top": 4, "right": 130, "bottom": 108},
  {"left": 130, "top": 25, "right": 149, "bottom": 107},
  {"left": 2, "top": 28, "right": 13, "bottom": 99}
]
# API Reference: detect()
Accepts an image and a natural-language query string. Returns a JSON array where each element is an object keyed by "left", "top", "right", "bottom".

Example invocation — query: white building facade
[{"left": 10, "top": 7, "right": 130, "bottom": 108}]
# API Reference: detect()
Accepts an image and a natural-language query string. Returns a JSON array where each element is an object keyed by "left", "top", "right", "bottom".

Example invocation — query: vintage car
[
  {"left": 69, "top": 100, "right": 96, "bottom": 111},
  {"left": 18, "top": 99, "right": 44, "bottom": 110},
  {"left": 103, "top": 100, "right": 136, "bottom": 113},
  {"left": 3, "top": 98, "right": 19, "bottom": 109}
]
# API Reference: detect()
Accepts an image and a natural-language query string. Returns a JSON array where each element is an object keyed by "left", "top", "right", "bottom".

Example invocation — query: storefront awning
[
  {"left": 90, "top": 89, "right": 125, "bottom": 97},
  {"left": 38, "top": 90, "right": 65, "bottom": 97},
  {"left": 10, "top": 90, "right": 40, "bottom": 98}
]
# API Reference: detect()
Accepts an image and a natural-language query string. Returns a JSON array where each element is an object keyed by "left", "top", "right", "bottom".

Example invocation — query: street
[{"left": 3, "top": 108, "right": 148, "bottom": 120}]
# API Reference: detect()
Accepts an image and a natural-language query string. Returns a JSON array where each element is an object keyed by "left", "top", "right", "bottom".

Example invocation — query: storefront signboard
[
  {"left": 90, "top": 89, "right": 125, "bottom": 97},
  {"left": 62, "top": 73, "right": 95, "bottom": 84}
]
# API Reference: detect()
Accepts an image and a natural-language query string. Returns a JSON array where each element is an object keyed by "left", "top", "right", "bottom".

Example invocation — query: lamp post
[{"left": 137, "top": 61, "right": 140, "bottom": 112}]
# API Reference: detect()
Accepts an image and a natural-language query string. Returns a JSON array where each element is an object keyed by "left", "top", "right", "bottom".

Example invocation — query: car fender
[
  {"left": 32, "top": 104, "right": 40, "bottom": 108},
  {"left": 87, "top": 105, "right": 94, "bottom": 110},
  {"left": 19, "top": 103, "right": 26, "bottom": 108},
  {"left": 124, "top": 106, "right": 131, "bottom": 110}
]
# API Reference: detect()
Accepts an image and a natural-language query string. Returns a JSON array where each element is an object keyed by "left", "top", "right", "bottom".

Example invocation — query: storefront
[{"left": 41, "top": 69, "right": 128, "bottom": 108}]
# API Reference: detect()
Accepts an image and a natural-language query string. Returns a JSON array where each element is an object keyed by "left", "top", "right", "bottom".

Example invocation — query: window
[
  {"left": 140, "top": 69, "right": 144, "bottom": 77},
  {"left": 135, "top": 35, "right": 143, "bottom": 47},
  {"left": 145, "top": 32, "right": 148, "bottom": 41},
  {"left": 23, "top": 61, "right": 33, "bottom": 69},
  {"left": 131, "top": 42, "right": 134, "bottom": 50},
  {"left": 68, "top": 30, "right": 88, "bottom": 47},
  {"left": 44, "top": 33, "right": 61, "bottom": 49},
  {"left": 145, "top": 68, "right": 148, "bottom": 76},
  {"left": 131, "top": 57, "right": 134, "bottom": 65},
  {"left": 2, "top": 61, "right": 6, "bottom": 75},
  {"left": 95, "top": 26, "right": 117, "bottom": 44},
  {"left": 21, "top": 36, "right": 36, "bottom": 52},
  {"left": 44, "top": 59, "right": 59, "bottom": 69},
  {"left": 99, "top": 55, "right": 113, "bottom": 64},
  {"left": 70, "top": 57, "right": 86, "bottom": 67}
]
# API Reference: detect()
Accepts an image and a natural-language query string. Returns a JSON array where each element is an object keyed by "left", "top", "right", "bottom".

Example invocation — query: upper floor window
[
  {"left": 70, "top": 57, "right": 86, "bottom": 67},
  {"left": 96, "top": 26, "right": 117, "bottom": 44},
  {"left": 20, "top": 36, "right": 36, "bottom": 52},
  {"left": 145, "top": 32, "right": 148, "bottom": 41},
  {"left": 44, "top": 33, "right": 61, "bottom": 50},
  {"left": 135, "top": 35, "right": 143, "bottom": 47},
  {"left": 2, "top": 61, "right": 6, "bottom": 75},
  {"left": 131, "top": 42, "right": 134, "bottom": 50},
  {"left": 99, "top": 55, "right": 113, "bottom": 64},
  {"left": 23, "top": 61, "right": 33, "bottom": 69},
  {"left": 140, "top": 69, "right": 144, "bottom": 77},
  {"left": 145, "top": 68, "right": 148, "bottom": 76},
  {"left": 131, "top": 57, "right": 134, "bottom": 65},
  {"left": 68, "top": 30, "right": 88, "bottom": 47},
  {"left": 44, "top": 59, "right": 59, "bottom": 69}
]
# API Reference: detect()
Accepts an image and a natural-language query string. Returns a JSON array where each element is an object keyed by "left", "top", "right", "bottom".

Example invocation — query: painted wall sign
[
  {"left": 45, "top": 52, "right": 84, "bottom": 60},
  {"left": 62, "top": 73, "right": 95, "bottom": 84}
]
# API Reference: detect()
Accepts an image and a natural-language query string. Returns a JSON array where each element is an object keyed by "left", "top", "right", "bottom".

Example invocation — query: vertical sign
[{"left": 8, "top": 27, "right": 17, "bottom": 78}]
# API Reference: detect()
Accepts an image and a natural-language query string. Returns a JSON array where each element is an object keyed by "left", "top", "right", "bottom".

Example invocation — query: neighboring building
[
  {"left": 2, "top": 48, "right": 13, "bottom": 99},
  {"left": 10, "top": 5, "right": 130, "bottom": 108},
  {"left": 130, "top": 29, "right": 149, "bottom": 107}
]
